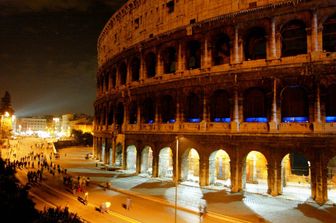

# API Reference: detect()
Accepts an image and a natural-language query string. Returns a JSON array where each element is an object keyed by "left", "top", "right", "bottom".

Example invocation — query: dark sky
[{"left": 0, "top": 0, "right": 127, "bottom": 117}]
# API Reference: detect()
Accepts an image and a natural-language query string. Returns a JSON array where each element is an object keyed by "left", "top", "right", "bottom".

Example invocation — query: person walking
[{"left": 126, "top": 197, "right": 132, "bottom": 210}]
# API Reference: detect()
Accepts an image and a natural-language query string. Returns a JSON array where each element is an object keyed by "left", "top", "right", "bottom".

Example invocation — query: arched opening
[
  {"left": 129, "top": 102, "right": 137, "bottom": 124},
  {"left": 326, "top": 84, "right": 336, "bottom": 123},
  {"left": 161, "top": 95, "right": 175, "bottom": 123},
  {"left": 115, "top": 143, "right": 123, "bottom": 167},
  {"left": 146, "top": 52, "right": 156, "bottom": 78},
  {"left": 212, "top": 33, "right": 231, "bottom": 65},
  {"left": 126, "top": 145, "right": 137, "bottom": 173},
  {"left": 186, "top": 40, "right": 201, "bottom": 69},
  {"left": 243, "top": 151, "right": 268, "bottom": 194},
  {"left": 131, "top": 57, "right": 140, "bottom": 81},
  {"left": 210, "top": 90, "right": 231, "bottom": 122},
  {"left": 209, "top": 149, "right": 231, "bottom": 188},
  {"left": 185, "top": 93, "right": 202, "bottom": 123},
  {"left": 119, "top": 62, "right": 127, "bottom": 85},
  {"left": 281, "top": 20, "right": 307, "bottom": 57},
  {"left": 281, "top": 86, "right": 309, "bottom": 123},
  {"left": 327, "top": 156, "right": 336, "bottom": 203},
  {"left": 244, "top": 88, "right": 268, "bottom": 122},
  {"left": 281, "top": 153, "right": 311, "bottom": 201},
  {"left": 107, "top": 105, "right": 113, "bottom": 126},
  {"left": 163, "top": 47, "right": 176, "bottom": 74},
  {"left": 111, "top": 68, "right": 116, "bottom": 88},
  {"left": 142, "top": 98, "right": 155, "bottom": 124},
  {"left": 244, "top": 27, "right": 267, "bottom": 60},
  {"left": 140, "top": 146, "right": 153, "bottom": 176},
  {"left": 181, "top": 148, "right": 200, "bottom": 185},
  {"left": 323, "top": 14, "right": 336, "bottom": 53},
  {"left": 101, "top": 140, "right": 106, "bottom": 163},
  {"left": 116, "top": 102, "right": 124, "bottom": 130},
  {"left": 158, "top": 147, "right": 173, "bottom": 179}
]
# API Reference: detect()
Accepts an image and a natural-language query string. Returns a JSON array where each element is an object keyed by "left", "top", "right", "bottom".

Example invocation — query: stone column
[
  {"left": 230, "top": 151, "right": 242, "bottom": 192},
  {"left": 122, "top": 103, "right": 128, "bottom": 132},
  {"left": 270, "top": 78, "right": 278, "bottom": 132},
  {"left": 231, "top": 85, "right": 240, "bottom": 132},
  {"left": 155, "top": 99, "right": 160, "bottom": 124},
  {"left": 269, "top": 17, "right": 277, "bottom": 59},
  {"left": 136, "top": 148, "right": 141, "bottom": 174},
  {"left": 112, "top": 136, "right": 116, "bottom": 165},
  {"left": 314, "top": 80, "right": 322, "bottom": 132},
  {"left": 156, "top": 52, "right": 163, "bottom": 76},
  {"left": 199, "top": 156, "right": 209, "bottom": 187},
  {"left": 140, "top": 53, "right": 145, "bottom": 81},
  {"left": 311, "top": 152, "right": 328, "bottom": 205},
  {"left": 177, "top": 42, "right": 185, "bottom": 73},
  {"left": 311, "top": 11, "right": 319, "bottom": 52},
  {"left": 174, "top": 94, "right": 181, "bottom": 131},
  {"left": 233, "top": 25, "right": 240, "bottom": 64},
  {"left": 267, "top": 160, "right": 281, "bottom": 196},
  {"left": 126, "top": 61, "right": 131, "bottom": 84},
  {"left": 201, "top": 93, "right": 208, "bottom": 131},
  {"left": 202, "top": 36, "right": 212, "bottom": 68},
  {"left": 152, "top": 150, "right": 159, "bottom": 177}
]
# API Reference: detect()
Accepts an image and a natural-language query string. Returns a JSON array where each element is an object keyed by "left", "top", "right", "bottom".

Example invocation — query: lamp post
[{"left": 174, "top": 136, "right": 179, "bottom": 223}]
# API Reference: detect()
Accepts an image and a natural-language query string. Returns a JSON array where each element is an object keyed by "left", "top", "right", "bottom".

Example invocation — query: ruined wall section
[{"left": 98, "top": 0, "right": 297, "bottom": 67}]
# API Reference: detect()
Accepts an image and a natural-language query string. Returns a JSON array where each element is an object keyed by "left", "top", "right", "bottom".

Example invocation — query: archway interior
[
  {"left": 126, "top": 145, "right": 137, "bottom": 172},
  {"left": 181, "top": 148, "right": 200, "bottom": 184},
  {"left": 209, "top": 149, "right": 231, "bottom": 188},
  {"left": 158, "top": 147, "right": 173, "bottom": 179},
  {"left": 243, "top": 151, "right": 268, "bottom": 194},
  {"left": 141, "top": 146, "right": 153, "bottom": 176},
  {"left": 281, "top": 153, "right": 311, "bottom": 201},
  {"left": 115, "top": 143, "right": 123, "bottom": 167},
  {"left": 327, "top": 156, "right": 336, "bottom": 203},
  {"left": 101, "top": 141, "right": 105, "bottom": 163}
]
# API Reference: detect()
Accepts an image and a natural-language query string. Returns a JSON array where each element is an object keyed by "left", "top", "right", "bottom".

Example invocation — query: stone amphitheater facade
[{"left": 94, "top": 0, "right": 336, "bottom": 204}]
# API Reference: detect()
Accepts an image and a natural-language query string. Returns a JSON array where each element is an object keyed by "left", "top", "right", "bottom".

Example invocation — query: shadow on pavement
[{"left": 296, "top": 203, "right": 336, "bottom": 222}]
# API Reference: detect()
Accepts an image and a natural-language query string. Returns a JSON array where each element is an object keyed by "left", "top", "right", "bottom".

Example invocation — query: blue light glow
[
  {"left": 213, "top": 117, "right": 231, "bottom": 123},
  {"left": 147, "top": 119, "right": 154, "bottom": 124},
  {"left": 245, "top": 117, "right": 268, "bottom": 122},
  {"left": 187, "top": 118, "right": 201, "bottom": 123},
  {"left": 282, "top": 117, "right": 308, "bottom": 123},
  {"left": 326, "top": 116, "right": 336, "bottom": 123},
  {"left": 168, "top": 119, "right": 176, "bottom": 123}
]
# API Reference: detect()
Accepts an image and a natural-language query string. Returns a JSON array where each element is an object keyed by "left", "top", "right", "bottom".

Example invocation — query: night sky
[{"left": 0, "top": 0, "right": 127, "bottom": 117}]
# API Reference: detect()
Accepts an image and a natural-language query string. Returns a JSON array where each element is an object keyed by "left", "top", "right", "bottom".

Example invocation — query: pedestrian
[
  {"left": 126, "top": 197, "right": 132, "bottom": 210},
  {"left": 84, "top": 191, "right": 88, "bottom": 204}
]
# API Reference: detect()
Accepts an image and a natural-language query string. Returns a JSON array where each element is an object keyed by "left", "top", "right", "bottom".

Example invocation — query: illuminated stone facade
[{"left": 94, "top": 0, "right": 336, "bottom": 204}]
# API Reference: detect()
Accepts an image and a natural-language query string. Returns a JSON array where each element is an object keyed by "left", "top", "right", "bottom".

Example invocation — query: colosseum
[{"left": 94, "top": 0, "right": 336, "bottom": 205}]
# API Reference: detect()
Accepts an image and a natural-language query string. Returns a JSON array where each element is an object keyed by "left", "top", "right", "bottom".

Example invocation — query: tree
[{"left": 0, "top": 91, "right": 14, "bottom": 115}]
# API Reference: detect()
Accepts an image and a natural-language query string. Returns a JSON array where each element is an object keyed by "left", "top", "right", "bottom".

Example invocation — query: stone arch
[
  {"left": 326, "top": 84, "right": 336, "bottom": 122},
  {"left": 142, "top": 98, "right": 155, "bottom": 124},
  {"left": 327, "top": 156, "right": 336, "bottom": 203},
  {"left": 161, "top": 95, "right": 176, "bottom": 123},
  {"left": 162, "top": 47, "right": 176, "bottom": 74},
  {"left": 281, "top": 153, "right": 311, "bottom": 201},
  {"left": 185, "top": 92, "right": 202, "bottom": 123},
  {"left": 158, "top": 147, "right": 173, "bottom": 179},
  {"left": 186, "top": 40, "right": 201, "bottom": 69},
  {"left": 323, "top": 14, "right": 336, "bottom": 53},
  {"left": 145, "top": 52, "right": 156, "bottom": 78},
  {"left": 281, "top": 20, "right": 307, "bottom": 57},
  {"left": 128, "top": 102, "right": 137, "bottom": 124},
  {"left": 242, "top": 150, "right": 268, "bottom": 194},
  {"left": 210, "top": 89, "right": 231, "bottom": 122},
  {"left": 130, "top": 57, "right": 140, "bottom": 82},
  {"left": 140, "top": 146, "right": 153, "bottom": 176},
  {"left": 119, "top": 62, "right": 127, "bottom": 85},
  {"left": 181, "top": 148, "right": 200, "bottom": 184},
  {"left": 244, "top": 27, "right": 267, "bottom": 60},
  {"left": 115, "top": 143, "right": 123, "bottom": 167},
  {"left": 212, "top": 33, "right": 231, "bottom": 65},
  {"left": 126, "top": 145, "right": 137, "bottom": 172},
  {"left": 281, "top": 86, "right": 309, "bottom": 122},
  {"left": 243, "top": 88, "right": 268, "bottom": 122},
  {"left": 209, "top": 149, "right": 231, "bottom": 188}
]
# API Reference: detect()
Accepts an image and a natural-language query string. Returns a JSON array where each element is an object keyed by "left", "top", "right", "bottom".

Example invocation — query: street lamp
[{"left": 174, "top": 136, "right": 179, "bottom": 223}]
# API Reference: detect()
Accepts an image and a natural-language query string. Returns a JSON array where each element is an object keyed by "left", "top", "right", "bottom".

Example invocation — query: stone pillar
[
  {"left": 267, "top": 160, "right": 281, "bottom": 196},
  {"left": 233, "top": 25, "right": 240, "bottom": 64},
  {"left": 311, "top": 11, "right": 319, "bottom": 52},
  {"left": 314, "top": 80, "right": 322, "bottom": 132},
  {"left": 270, "top": 78, "right": 278, "bottom": 132},
  {"left": 152, "top": 150, "right": 159, "bottom": 177},
  {"left": 136, "top": 148, "right": 141, "bottom": 174},
  {"left": 311, "top": 152, "right": 328, "bottom": 205},
  {"left": 199, "top": 156, "right": 209, "bottom": 187},
  {"left": 140, "top": 53, "right": 145, "bottom": 81},
  {"left": 202, "top": 36, "right": 212, "bottom": 68},
  {"left": 231, "top": 86, "right": 240, "bottom": 132},
  {"left": 156, "top": 52, "right": 163, "bottom": 76},
  {"left": 230, "top": 153, "right": 243, "bottom": 192},
  {"left": 112, "top": 137, "right": 116, "bottom": 165},
  {"left": 155, "top": 99, "right": 160, "bottom": 124},
  {"left": 173, "top": 141, "right": 181, "bottom": 183},
  {"left": 177, "top": 42, "right": 185, "bottom": 72},
  {"left": 269, "top": 17, "right": 277, "bottom": 59},
  {"left": 122, "top": 103, "right": 128, "bottom": 132},
  {"left": 174, "top": 94, "right": 181, "bottom": 131},
  {"left": 126, "top": 61, "right": 131, "bottom": 84},
  {"left": 201, "top": 93, "right": 208, "bottom": 131}
]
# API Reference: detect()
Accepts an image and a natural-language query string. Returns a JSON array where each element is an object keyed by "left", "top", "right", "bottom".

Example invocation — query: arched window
[
  {"left": 119, "top": 62, "right": 127, "bottom": 85},
  {"left": 185, "top": 93, "right": 202, "bottom": 123},
  {"left": 131, "top": 57, "right": 140, "bottom": 81},
  {"left": 281, "top": 86, "right": 308, "bottom": 122},
  {"left": 243, "top": 88, "right": 268, "bottom": 122},
  {"left": 107, "top": 105, "right": 114, "bottom": 125},
  {"left": 116, "top": 103, "right": 124, "bottom": 128},
  {"left": 146, "top": 52, "right": 156, "bottom": 78},
  {"left": 161, "top": 95, "right": 175, "bottom": 123},
  {"left": 281, "top": 20, "right": 307, "bottom": 57},
  {"left": 244, "top": 27, "right": 267, "bottom": 60},
  {"left": 129, "top": 102, "right": 137, "bottom": 124},
  {"left": 212, "top": 34, "right": 231, "bottom": 65},
  {"left": 111, "top": 68, "right": 116, "bottom": 88},
  {"left": 142, "top": 98, "right": 155, "bottom": 124},
  {"left": 210, "top": 90, "right": 230, "bottom": 122},
  {"left": 163, "top": 47, "right": 176, "bottom": 74},
  {"left": 323, "top": 15, "right": 336, "bottom": 52},
  {"left": 326, "top": 84, "right": 336, "bottom": 122},
  {"left": 186, "top": 40, "right": 201, "bottom": 69}
]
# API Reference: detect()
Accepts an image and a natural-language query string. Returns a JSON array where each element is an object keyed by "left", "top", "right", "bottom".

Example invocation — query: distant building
[{"left": 17, "top": 117, "right": 47, "bottom": 132}]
